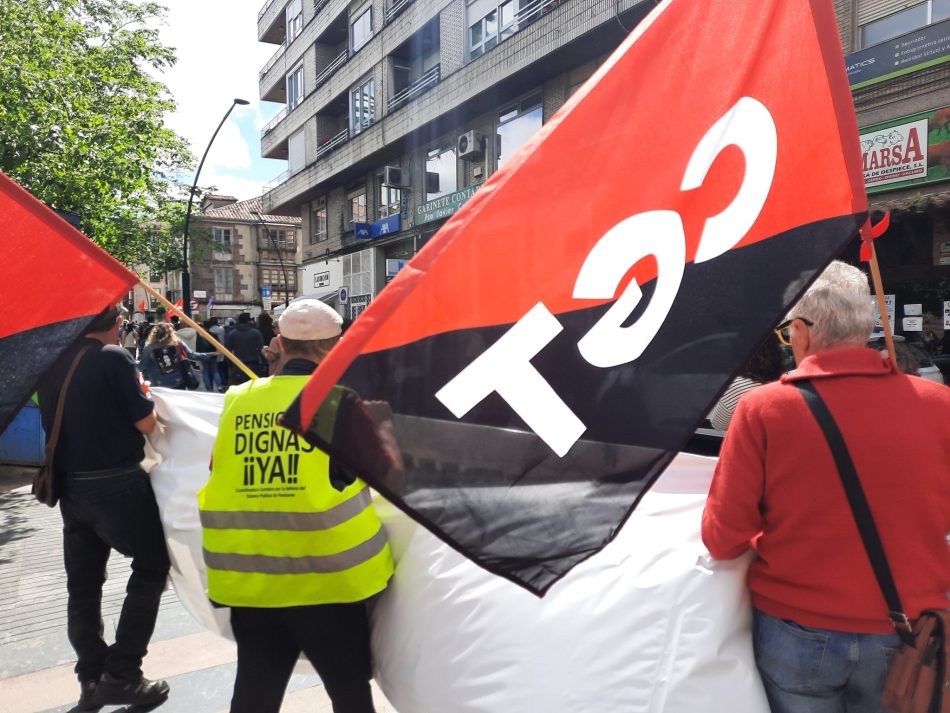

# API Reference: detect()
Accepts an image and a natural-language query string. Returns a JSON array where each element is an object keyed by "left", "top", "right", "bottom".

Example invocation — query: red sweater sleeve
[{"left": 701, "top": 396, "right": 767, "bottom": 560}]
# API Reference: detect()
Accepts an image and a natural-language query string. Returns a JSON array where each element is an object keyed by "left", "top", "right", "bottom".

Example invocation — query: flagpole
[
  {"left": 137, "top": 279, "right": 258, "bottom": 381},
  {"left": 867, "top": 244, "right": 899, "bottom": 370}
]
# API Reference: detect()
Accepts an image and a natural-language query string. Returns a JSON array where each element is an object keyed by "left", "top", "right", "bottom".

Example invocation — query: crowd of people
[{"left": 34, "top": 262, "right": 950, "bottom": 713}]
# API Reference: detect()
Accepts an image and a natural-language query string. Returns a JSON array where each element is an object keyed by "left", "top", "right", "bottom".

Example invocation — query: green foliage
[{"left": 0, "top": 0, "right": 196, "bottom": 273}]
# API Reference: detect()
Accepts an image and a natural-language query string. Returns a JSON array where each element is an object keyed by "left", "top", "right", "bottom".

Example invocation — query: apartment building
[
  {"left": 258, "top": 0, "right": 949, "bottom": 344},
  {"left": 169, "top": 195, "right": 302, "bottom": 319}
]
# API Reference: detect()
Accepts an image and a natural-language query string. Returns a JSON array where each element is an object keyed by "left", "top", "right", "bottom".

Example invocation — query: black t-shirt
[{"left": 37, "top": 338, "right": 155, "bottom": 474}]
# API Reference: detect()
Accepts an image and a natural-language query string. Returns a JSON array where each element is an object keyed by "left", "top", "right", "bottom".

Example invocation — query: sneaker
[
  {"left": 91, "top": 674, "right": 170, "bottom": 707},
  {"left": 77, "top": 680, "right": 101, "bottom": 711}
]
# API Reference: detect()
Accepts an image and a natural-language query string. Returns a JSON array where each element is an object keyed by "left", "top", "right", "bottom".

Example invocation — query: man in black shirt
[
  {"left": 37, "top": 305, "right": 171, "bottom": 710},
  {"left": 224, "top": 312, "right": 265, "bottom": 384}
]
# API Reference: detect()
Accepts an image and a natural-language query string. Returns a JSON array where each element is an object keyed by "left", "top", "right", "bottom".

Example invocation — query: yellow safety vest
[{"left": 198, "top": 375, "right": 394, "bottom": 608}]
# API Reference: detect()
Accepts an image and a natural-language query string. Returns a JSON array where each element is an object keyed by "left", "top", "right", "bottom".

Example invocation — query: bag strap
[
  {"left": 46, "top": 343, "right": 94, "bottom": 466},
  {"left": 792, "top": 379, "right": 915, "bottom": 644}
]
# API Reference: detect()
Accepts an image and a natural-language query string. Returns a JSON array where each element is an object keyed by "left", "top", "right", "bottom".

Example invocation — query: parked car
[{"left": 868, "top": 334, "right": 945, "bottom": 385}]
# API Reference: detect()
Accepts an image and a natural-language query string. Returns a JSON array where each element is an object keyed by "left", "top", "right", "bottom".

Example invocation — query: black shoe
[
  {"left": 91, "top": 675, "right": 169, "bottom": 707},
  {"left": 77, "top": 680, "right": 101, "bottom": 711}
]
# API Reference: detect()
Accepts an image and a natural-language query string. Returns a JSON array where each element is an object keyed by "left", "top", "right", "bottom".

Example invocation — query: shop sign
[
  {"left": 860, "top": 106, "right": 950, "bottom": 193},
  {"left": 872, "top": 294, "right": 896, "bottom": 330},
  {"left": 354, "top": 214, "right": 401, "bottom": 240},
  {"left": 349, "top": 293, "right": 370, "bottom": 321},
  {"left": 902, "top": 316, "right": 923, "bottom": 331},
  {"left": 415, "top": 185, "right": 480, "bottom": 225},
  {"left": 193, "top": 290, "right": 207, "bottom": 298},
  {"left": 846, "top": 17, "right": 950, "bottom": 89},
  {"left": 904, "top": 304, "right": 922, "bottom": 316}
]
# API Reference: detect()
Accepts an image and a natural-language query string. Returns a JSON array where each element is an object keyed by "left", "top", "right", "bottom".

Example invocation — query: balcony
[
  {"left": 387, "top": 63, "right": 440, "bottom": 112},
  {"left": 315, "top": 50, "right": 348, "bottom": 88},
  {"left": 260, "top": 40, "right": 288, "bottom": 81},
  {"left": 258, "top": 0, "right": 286, "bottom": 44},
  {"left": 385, "top": 0, "right": 413, "bottom": 24},
  {"left": 263, "top": 169, "right": 290, "bottom": 193},
  {"left": 261, "top": 107, "right": 288, "bottom": 138},
  {"left": 316, "top": 128, "right": 349, "bottom": 160}
]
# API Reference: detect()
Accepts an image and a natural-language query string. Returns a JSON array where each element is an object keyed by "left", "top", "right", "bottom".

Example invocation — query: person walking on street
[
  {"left": 138, "top": 322, "right": 215, "bottom": 390},
  {"left": 199, "top": 299, "right": 394, "bottom": 713},
  {"left": 224, "top": 312, "right": 265, "bottom": 383},
  {"left": 37, "top": 305, "right": 171, "bottom": 709},
  {"left": 702, "top": 262, "right": 950, "bottom": 713}
]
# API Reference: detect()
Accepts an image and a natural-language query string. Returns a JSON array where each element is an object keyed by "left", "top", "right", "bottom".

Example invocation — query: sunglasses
[{"left": 774, "top": 317, "right": 814, "bottom": 346}]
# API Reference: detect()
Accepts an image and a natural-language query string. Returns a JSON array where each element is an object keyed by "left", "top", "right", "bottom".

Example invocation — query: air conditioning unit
[
  {"left": 383, "top": 165, "right": 407, "bottom": 187},
  {"left": 457, "top": 131, "right": 484, "bottom": 159}
]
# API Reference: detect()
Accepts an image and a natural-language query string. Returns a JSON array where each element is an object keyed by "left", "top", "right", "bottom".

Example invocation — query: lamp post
[
  {"left": 252, "top": 210, "right": 291, "bottom": 309},
  {"left": 181, "top": 97, "right": 250, "bottom": 318}
]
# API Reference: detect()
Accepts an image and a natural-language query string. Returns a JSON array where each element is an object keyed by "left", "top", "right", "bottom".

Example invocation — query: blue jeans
[
  {"left": 60, "top": 469, "right": 170, "bottom": 683},
  {"left": 202, "top": 360, "right": 223, "bottom": 391},
  {"left": 753, "top": 608, "right": 901, "bottom": 713}
]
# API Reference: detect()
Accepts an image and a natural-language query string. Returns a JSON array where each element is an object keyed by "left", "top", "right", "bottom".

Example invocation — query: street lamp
[{"left": 181, "top": 97, "right": 250, "bottom": 318}]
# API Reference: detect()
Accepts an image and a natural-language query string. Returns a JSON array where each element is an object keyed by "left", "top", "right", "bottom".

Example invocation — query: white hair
[{"left": 789, "top": 261, "right": 874, "bottom": 350}]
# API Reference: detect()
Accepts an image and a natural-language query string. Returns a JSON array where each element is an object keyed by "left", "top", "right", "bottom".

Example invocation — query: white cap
[{"left": 278, "top": 299, "right": 343, "bottom": 340}]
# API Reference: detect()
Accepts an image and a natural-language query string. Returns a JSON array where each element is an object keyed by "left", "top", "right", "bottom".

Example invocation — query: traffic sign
[{"left": 339, "top": 286, "right": 348, "bottom": 304}]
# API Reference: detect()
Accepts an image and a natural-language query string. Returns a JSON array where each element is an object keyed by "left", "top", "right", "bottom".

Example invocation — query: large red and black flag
[
  {"left": 282, "top": 0, "right": 867, "bottom": 595},
  {"left": 0, "top": 172, "right": 139, "bottom": 433}
]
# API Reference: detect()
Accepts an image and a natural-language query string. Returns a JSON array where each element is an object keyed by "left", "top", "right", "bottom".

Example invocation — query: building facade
[
  {"left": 257, "top": 0, "right": 949, "bottom": 349},
  {"left": 170, "top": 195, "right": 302, "bottom": 319}
]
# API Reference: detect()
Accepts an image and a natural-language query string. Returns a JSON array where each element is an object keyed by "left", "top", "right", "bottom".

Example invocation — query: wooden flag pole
[
  {"left": 867, "top": 243, "right": 899, "bottom": 370},
  {"left": 137, "top": 280, "right": 258, "bottom": 381}
]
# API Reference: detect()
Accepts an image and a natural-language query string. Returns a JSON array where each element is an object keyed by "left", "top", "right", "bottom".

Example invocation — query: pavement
[{"left": 0, "top": 474, "right": 398, "bottom": 713}]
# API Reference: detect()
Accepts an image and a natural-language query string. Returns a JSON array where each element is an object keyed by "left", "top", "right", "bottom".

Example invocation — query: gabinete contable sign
[{"left": 415, "top": 185, "right": 480, "bottom": 225}]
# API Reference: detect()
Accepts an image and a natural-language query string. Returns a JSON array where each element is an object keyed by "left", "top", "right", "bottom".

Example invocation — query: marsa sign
[
  {"left": 436, "top": 98, "right": 778, "bottom": 457},
  {"left": 860, "top": 119, "right": 928, "bottom": 187}
]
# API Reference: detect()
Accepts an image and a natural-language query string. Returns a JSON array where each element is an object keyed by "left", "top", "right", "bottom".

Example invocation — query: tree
[{"left": 0, "top": 0, "right": 195, "bottom": 273}]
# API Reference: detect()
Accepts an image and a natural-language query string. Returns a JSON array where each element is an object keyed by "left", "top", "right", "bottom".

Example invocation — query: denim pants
[
  {"left": 753, "top": 608, "right": 902, "bottom": 713},
  {"left": 60, "top": 468, "right": 170, "bottom": 684},
  {"left": 202, "top": 360, "right": 223, "bottom": 391}
]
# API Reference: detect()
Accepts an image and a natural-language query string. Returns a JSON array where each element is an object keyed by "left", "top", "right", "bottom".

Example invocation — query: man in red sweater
[{"left": 702, "top": 261, "right": 950, "bottom": 713}]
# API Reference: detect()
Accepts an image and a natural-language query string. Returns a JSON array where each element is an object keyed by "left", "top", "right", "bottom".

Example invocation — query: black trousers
[
  {"left": 229, "top": 603, "right": 376, "bottom": 713},
  {"left": 60, "top": 468, "right": 170, "bottom": 684}
]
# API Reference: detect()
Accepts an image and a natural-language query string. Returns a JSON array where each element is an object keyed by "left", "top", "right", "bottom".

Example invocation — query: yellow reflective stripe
[
  {"left": 204, "top": 527, "right": 388, "bottom": 575},
  {"left": 200, "top": 488, "right": 370, "bottom": 531}
]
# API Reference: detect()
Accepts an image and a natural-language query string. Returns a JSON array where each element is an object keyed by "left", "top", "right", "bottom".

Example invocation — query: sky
[{"left": 151, "top": 0, "right": 287, "bottom": 200}]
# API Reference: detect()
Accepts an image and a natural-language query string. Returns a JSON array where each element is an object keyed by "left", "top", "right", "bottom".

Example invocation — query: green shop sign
[
  {"left": 415, "top": 185, "right": 480, "bottom": 225},
  {"left": 860, "top": 105, "right": 950, "bottom": 193}
]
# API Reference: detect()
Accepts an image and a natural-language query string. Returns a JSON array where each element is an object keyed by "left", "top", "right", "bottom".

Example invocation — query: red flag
[
  {"left": 282, "top": 0, "right": 866, "bottom": 594},
  {"left": 0, "top": 173, "right": 138, "bottom": 433},
  {"left": 138, "top": 299, "right": 147, "bottom": 313}
]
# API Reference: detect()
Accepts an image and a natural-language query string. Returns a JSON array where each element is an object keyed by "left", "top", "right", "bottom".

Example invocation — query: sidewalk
[{"left": 0, "top": 484, "right": 397, "bottom": 713}]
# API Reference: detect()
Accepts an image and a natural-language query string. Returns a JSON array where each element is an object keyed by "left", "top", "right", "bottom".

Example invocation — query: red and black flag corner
[
  {"left": 282, "top": 0, "right": 868, "bottom": 595},
  {"left": 0, "top": 172, "right": 139, "bottom": 434}
]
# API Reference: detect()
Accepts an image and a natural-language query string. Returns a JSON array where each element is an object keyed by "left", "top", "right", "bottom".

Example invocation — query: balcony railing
[
  {"left": 385, "top": 0, "right": 413, "bottom": 24},
  {"left": 263, "top": 169, "right": 290, "bottom": 192},
  {"left": 316, "top": 128, "right": 349, "bottom": 160},
  {"left": 259, "top": 39, "right": 287, "bottom": 80},
  {"left": 387, "top": 63, "right": 440, "bottom": 112},
  {"left": 261, "top": 107, "right": 288, "bottom": 137},
  {"left": 315, "top": 50, "right": 347, "bottom": 88},
  {"left": 314, "top": 0, "right": 331, "bottom": 15}
]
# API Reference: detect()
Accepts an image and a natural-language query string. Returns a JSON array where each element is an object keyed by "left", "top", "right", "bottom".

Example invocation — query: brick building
[
  {"left": 171, "top": 194, "right": 302, "bottom": 319},
  {"left": 257, "top": 0, "right": 949, "bottom": 346}
]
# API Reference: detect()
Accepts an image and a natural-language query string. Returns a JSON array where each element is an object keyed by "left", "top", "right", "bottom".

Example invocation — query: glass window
[
  {"left": 287, "top": 65, "right": 303, "bottom": 109},
  {"left": 267, "top": 229, "right": 295, "bottom": 251},
  {"left": 347, "top": 188, "right": 367, "bottom": 228},
  {"left": 861, "top": 2, "right": 929, "bottom": 47},
  {"left": 469, "top": 0, "right": 521, "bottom": 59},
  {"left": 377, "top": 174, "right": 402, "bottom": 219},
  {"left": 426, "top": 146, "right": 457, "bottom": 200},
  {"left": 310, "top": 196, "right": 327, "bottom": 244},
  {"left": 351, "top": 6, "right": 373, "bottom": 53},
  {"left": 212, "top": 227, "right": 231, "bottom": 261},
  {"left": 496, "top": 93, "right": 543, "bottom": 168},
  {"left": 286, "top": 0, "right": 303, "bottom": 42},
  {"left": 934, "top": 0, "right": 950, "bottom": 22},
  {"left": 350, "top": 76, "right": 375, "bottom": 135},
  {"left": 214, "top": 267, "right": 233, "bottom": 295}
]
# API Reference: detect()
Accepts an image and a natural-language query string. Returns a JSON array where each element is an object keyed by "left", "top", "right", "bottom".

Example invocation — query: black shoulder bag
[{"left": 794, "top": 379, "right": 950, "bottom": 713}]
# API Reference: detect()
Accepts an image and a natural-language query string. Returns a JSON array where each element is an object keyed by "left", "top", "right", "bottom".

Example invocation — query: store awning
[
  {"left": 868, "top": 188, "right": 950, "bottom": 212},
  {"left": 272, "top": 288, "right": 338, "bottom": 316}
]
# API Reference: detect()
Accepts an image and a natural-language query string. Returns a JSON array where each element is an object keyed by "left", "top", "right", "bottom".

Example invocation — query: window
[
  {"left": 212, "top": 227, "right": 232, "bottom": 261},
  {"left": 310, "top": 196, "right": 327, "bottom": 244},
  {"left": 346, "top": 187, "right": 367, "bottom": 228},
  {"left": 350, "top": 76, "right": 375, "bottom": 135},
  {"left": 861, "top": 0, "right": 950, "bottom": 47},
  {"left": 426, "top": 146, "right": 457, "bottom": 200},
  {"left": 286, "top": 0, "right": 303, "bottom": 42},
  {"left": 261, "top": 267, "right": 296, "bottom": 290},
  {"left": 469, "top": 0, "right": 519, "bottom": 58},
  {"left": 377, "top": 174, "right": 402, "bottom": 219},
  {"left": 287, "top": 65, "right": 303, "bottom": 110},
  {"left": 267, "top": 229, "right": 296, "bottom": 251},
  {"left": 351, "top": 5, "right": 373, "bottom": 53},
  {"left": 214, "top": 268, "right": 233, "bottom": 296},
  {"left": 496, "top": 92, "right": 542, "bottom": 168}
]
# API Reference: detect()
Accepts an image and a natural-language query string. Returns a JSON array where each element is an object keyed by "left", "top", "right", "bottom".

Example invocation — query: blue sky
[{"left": 152, "top": 0, "right": 289, "bottom": 200}]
